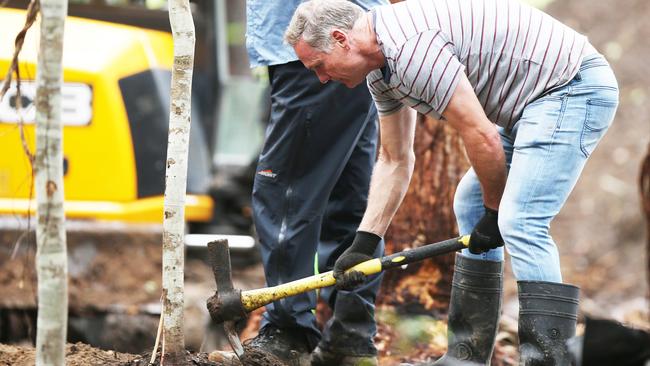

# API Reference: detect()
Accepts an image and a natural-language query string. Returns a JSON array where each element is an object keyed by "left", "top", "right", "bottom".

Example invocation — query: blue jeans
[{"left": 454, "top": 54, "right": 619, "bottom": 282}]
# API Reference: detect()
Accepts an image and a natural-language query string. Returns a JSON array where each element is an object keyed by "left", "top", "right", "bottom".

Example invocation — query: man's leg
[
  {"left": 431, "top": 143, "right": 510, "bottom": 366},
  {"left": 252, "top": 61, "right": 377, "bottom": 351},
  {"left": 316, "top": 107, "right": 382, "bottom": 359},
  {"left": 499, "top": 56, "right": 618, "bottom": 282}
]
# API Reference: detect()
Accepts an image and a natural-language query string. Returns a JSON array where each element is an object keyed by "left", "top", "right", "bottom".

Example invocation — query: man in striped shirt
[{"left": 286, "top": 0, "right": 619, "bottom": 365}]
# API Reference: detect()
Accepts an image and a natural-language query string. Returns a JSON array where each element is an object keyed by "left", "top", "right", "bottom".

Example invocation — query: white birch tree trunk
[
  {"left": 34, "top": 0, "right": 69, "bottom": 365},
  {"left": 162, "top": 0, "right": 195, "bottom": 363}
]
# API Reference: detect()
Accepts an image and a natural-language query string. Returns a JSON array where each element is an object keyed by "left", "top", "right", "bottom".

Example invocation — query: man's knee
[
  {"left": 453, "top": 183, "right": 483, "bottom": 233},
  {"left": 454, "top": 179, "right": 475, "bottom": 215},
  {"left": 497, "top": 208, "right": 552, "bottom": 251},
  {"left": 452, "top": 195, "right": 468, "bottom": 222},
  {"left": 497, "top": 208, "right": 529, "bottom": 244}
]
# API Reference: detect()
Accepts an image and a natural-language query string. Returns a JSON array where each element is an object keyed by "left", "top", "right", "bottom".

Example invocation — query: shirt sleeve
[
  {"left": 394, "top": 30, "right": 465, "bottom": 118},
  {"left": 366, "top": 76, "right": 404, "bottom": 116}
]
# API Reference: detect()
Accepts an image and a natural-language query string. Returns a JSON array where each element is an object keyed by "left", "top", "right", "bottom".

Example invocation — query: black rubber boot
[
  {"left": 518, "top": 281, "right": 580, "bottom": 366},
  {"left": 245, "top": 324, "right": 312, "bottom": 366},
  {"left": 431, "top": 254, "right": 504, "bottom": 366}
]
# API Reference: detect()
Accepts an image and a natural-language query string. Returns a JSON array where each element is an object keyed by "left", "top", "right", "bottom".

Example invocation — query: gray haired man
[{"left": 286, "top": 0, "right": 618, "bottom": 365}]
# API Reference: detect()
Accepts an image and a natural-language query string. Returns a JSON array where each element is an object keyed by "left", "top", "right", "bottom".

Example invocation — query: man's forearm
[
  {"left": 461, "top": 127, "right": 506, "bottom": 210},
  {"left": 358, "top": 107, "right": 417, "bottom": 237},
  {"left": 444, "top": 75, "right": 507, "bottom": 210},
  {"left": 358, "top": 152, "right": 415, "bottom": 236}
]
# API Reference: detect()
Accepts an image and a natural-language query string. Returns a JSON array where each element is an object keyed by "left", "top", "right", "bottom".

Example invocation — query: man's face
[{"left": 294, "top": 33, "right": 367, "bottom": 88}]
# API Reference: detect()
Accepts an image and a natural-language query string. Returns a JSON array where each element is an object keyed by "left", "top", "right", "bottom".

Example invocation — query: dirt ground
[
  {"left": 0, "top": 342, "right": 229, "bottom": 366},
  {"left": 0, "top": 220, "right": 266, "bottom": 353},
  {"left": 0, "top": 223, "right": 165, "bottom": 310},
  {"left": 0, "top": 343, "right": 137, "bottom": 366}
]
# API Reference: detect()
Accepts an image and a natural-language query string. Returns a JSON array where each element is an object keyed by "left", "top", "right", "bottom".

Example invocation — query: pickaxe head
[
  {"left": 206, "top": 239, "right": 247, "bottom": 358},
  {"left": 206, "top": 287, "right": 246, "bottom": 324}
]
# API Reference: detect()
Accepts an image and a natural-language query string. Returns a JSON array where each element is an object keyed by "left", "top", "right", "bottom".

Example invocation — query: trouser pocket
[{"left": 580, "top": 98, "right": 617, "bottom": 158}]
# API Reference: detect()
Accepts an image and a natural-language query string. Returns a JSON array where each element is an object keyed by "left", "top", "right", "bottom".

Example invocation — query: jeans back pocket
[{"left": 580, "top": 99, "right": 618, "bottom": 157}]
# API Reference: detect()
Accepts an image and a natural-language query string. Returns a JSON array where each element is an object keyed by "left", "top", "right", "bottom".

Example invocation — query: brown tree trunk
[
  {"left": 640, "top": 143, "right": 650, "bottom": 298},
  {"left": 378, "top": 114, "right": 469, "bottom": 314}
]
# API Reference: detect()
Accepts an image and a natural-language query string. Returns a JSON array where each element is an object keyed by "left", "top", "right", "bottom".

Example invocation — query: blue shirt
[{"left": 246, "top": 0, "right": 388, "bottom": 68}]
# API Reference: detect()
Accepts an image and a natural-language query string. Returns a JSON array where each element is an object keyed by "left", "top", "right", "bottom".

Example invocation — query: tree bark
[
  {"left": 34, "top": 0, "right": 69, "bottom": 365},
  {"left": 162, "top": 0, "right": 195, "bottom": 363},
  {"left": 379, "top": 114, "right": 469, "bottom": 314},
  {"left": 640, "top": 143, "right": 650, "bottom": 298}
]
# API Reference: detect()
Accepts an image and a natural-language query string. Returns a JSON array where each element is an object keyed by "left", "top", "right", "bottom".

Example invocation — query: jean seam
[
  {"left": 540, "top": 97, "right": 568, "bottom": 279},
  {"left": 549, "top": 92, "right": 569, "bottom": 144},
  {"left": 517, "top": 94, "right": 567, "bottom": 280},
  {"left": 521, "top": 167, "right": 544, "bottom": 280},
  {"left": 579, "top": 62, "right": 609, "bottom": 73}
]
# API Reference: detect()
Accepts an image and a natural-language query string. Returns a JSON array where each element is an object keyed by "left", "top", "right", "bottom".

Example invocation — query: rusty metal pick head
[
  {"left": 224, "top": 321, "right": 244, "bottom": 359},
  {"left": 206, "top": 239, "right": 248, "bottom": 323},
  {"left": 206, "top": 288, "right": 246, "bottom": 324}
]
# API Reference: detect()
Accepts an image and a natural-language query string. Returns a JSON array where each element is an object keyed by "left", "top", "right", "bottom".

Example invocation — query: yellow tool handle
[
  {"left": 240, "top": 259, "right": 382, "bottom": 311},
  {"left": 240, "top": 235, "right": 470, "bottom": 312}
]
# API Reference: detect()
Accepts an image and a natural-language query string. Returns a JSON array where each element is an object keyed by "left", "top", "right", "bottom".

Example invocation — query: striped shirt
[{"left": 367, "top": 0, "right": 592, "bottom": 129}]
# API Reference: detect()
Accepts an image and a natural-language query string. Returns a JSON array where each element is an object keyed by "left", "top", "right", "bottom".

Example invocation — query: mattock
[{"left": 206, "top": 235, "right": 471, "bottom": 360}]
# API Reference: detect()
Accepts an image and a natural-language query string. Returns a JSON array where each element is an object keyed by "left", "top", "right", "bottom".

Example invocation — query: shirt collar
[{"left": 371, "top": 9, "right": 391, "bottom": 84}]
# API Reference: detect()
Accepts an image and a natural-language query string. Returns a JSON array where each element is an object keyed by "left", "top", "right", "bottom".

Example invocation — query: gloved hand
[
  {"left": 333, "top": 231, "right": 381, "bottom": 291},
  {"left": 469, "top": 206, "right": 505, "bottom": 254}
]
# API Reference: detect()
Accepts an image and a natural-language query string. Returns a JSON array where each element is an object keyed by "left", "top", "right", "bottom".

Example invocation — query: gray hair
[{"left": 284, "top": 0, "right": 365, "bottom": 52}]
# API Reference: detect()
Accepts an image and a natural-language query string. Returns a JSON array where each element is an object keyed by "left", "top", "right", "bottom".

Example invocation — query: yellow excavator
[
  {"left": 0, "top": 6, "right": 216, "bottom": 222},
  {"left": 0, "top": 0, "right": 266, "bottom": 246}
]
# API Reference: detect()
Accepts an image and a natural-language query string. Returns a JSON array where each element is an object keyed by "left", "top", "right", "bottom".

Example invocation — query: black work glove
[
  {"left": 469, "top": 206, "right": 505, "bottom": 254},
  {"left": 333, "top": 231, "right": 381, "bottom": 291}
]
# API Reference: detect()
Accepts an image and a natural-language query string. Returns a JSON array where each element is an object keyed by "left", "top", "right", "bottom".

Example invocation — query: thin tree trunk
[
  {"left": 379, "top": 114, "right": 468, "bottom": 313},
  {"left": 34, "top": 0, "right": 69, "bottom": 365},
  {"left": 162, "top": 0, "right": 195, "bottom": 363}
]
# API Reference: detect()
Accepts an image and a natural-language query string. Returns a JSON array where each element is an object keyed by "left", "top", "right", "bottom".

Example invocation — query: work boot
[
  {"left": 430, "top": 254, "right": 503, "bottom": 366},
  {"left": 310, "top": 345, "right": 377, "bottom": 366},
  {"left": 517, "top": 281, "right": 580, "bottom": 366},
  {"left": 244, "top": 324, "right": 311, "bottom": 366}
]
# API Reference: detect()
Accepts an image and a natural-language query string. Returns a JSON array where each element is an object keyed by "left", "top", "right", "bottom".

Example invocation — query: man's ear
[{"left": 331, "top": 29, "right": 348, "bottom": 49}]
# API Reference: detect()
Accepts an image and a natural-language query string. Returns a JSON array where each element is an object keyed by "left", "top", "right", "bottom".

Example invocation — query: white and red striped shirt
[{"left": 367, "top": 0, "right": 592, "bottom": 128}]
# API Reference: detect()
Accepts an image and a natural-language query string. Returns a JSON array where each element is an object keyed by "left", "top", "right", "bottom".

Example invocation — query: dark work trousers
[{"left": 252, "top": 60, "right": 384, "bottom": 356}]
